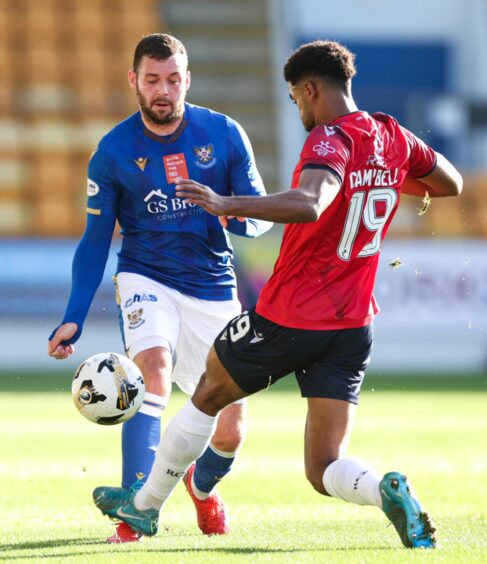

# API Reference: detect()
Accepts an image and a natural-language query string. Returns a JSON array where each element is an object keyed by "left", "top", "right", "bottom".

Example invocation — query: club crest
[
  {"left": 194, "top": 144, "right": 217, "bottom": 169},
  {"left": 127, "top": 308, "right": 145, "bottom": 329}
]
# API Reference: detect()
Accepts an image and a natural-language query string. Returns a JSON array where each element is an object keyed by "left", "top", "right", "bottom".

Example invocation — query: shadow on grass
[
  {"left": 0, "top": 538, "right": 403, "bottom": 560},
  {"left": 1, "top": 371, "right": 486, "bottom": 393},
  {"left": 0, "top": 537, "right": 100, "bottom": 558}
]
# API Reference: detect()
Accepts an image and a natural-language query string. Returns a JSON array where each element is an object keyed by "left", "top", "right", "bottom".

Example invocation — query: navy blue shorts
[{"left": 214, "top": 307, "right": 373, "bottom": 404}]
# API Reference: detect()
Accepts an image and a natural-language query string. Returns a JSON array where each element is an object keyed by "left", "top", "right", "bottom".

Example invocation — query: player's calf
[
  {"left": 307, "top": 466, "right": 328, "bottom": 495},
  {"left": 211, "top": 401, "right": 246, "bottom": 451}
]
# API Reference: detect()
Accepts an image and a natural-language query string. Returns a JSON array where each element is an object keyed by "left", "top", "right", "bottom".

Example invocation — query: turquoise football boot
[
  {"left": 93, "top": 486, "right": 159, "bottom": 537},
  {"left": 105, "top": 475, "right": 148, "bottom": 544},
  {"left": 379, "top": 472, "right": 436, "bottom": 548}
]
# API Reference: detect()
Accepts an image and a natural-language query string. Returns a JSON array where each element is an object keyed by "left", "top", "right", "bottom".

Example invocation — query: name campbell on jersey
[{"left": 257, "top": 111, "right": 436, "bottom": 330}]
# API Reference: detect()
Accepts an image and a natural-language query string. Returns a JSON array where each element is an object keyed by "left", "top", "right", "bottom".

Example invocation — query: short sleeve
[
  {"left": 400, "top": 126, "right": 437, "bottom": 178},
  {"left": 86, "top": 146, "right": 119, "bottom": 216},
  {"left": 300, "top": 126, "right": 351, "bottom": 183},
  {"left": 228, "top": 120, "right": 266, "bottom": 197}
]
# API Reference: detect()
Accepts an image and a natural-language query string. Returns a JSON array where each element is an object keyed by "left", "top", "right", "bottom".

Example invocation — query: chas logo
[{"left": 124, "top": 293, "right": 158, "bottom": 308}]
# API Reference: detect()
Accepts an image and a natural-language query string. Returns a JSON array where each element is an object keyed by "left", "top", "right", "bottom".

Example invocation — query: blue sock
[
  {"left": 193, "top": 443, "right": 236, "bottom": 495},
  {"left": 121, "top": 392, "right": 165, "bottom": 488}
]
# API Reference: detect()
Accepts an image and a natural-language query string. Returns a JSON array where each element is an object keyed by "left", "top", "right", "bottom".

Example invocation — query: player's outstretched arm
[
  {"left": 47, "top": 212, "right": 116, "bottom": 360},
  {"left": 176, "top": 168, "right": 341, "bottom": 224},
  {"left": 48, "top": 323, "right": 78, "bottom": 359},
  {"left": 402, "top": 152, "right": 463, "bottom": 198}
]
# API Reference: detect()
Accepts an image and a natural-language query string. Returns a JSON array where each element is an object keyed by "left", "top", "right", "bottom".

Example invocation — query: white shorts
[{"left": 115, "top": 272, "right": 242, "bottom": 395}]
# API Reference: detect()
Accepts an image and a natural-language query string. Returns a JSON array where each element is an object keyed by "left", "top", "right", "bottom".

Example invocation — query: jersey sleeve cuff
[
  {"left": 301, "top": 163, "right": 343, "bottom": 183},
  {"left": 411, "top": 153, "right": 438, "bottom": 179}
]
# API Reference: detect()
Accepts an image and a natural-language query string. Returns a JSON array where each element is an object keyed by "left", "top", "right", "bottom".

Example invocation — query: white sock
[
  {"left": 323, "top": 457, "right": 383, "bottom": 507},
  {"left": 190, "top": 481, "right": 210, "bottom": 501},
  {"left": 135, "top": 400, "right": 217, "bottom": 511},
  {"left": 138, "top": 391, "right": 167, "bottom": 416}
]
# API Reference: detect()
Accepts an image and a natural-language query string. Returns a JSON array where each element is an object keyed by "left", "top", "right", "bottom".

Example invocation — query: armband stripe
[{"left": 86, "top": 208, "right": 101, "bottom": 215}]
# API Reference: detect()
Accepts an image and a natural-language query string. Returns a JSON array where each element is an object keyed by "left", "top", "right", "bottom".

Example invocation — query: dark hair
[
  {"left": 284, "top": 40, "right": 356, "bottom": 89},
  {"left": 133, "top": 33, "right": 187, "bottom": 72}
]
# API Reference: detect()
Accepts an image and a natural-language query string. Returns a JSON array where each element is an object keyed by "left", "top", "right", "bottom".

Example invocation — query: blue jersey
[
  {"left": 57, "top": 103, "right": 271, "bottom": 341},
  {"left": 88, "top": 103, "right": 269, "bottom": 300}
]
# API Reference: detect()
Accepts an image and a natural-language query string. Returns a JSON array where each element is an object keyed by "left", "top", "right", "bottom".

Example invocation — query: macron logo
[
  {"left": 249, "top": 330, "right": 264, "bottom": 344},
  {"left": 144, "top": 189, "right": 167, "bottom": 202}
]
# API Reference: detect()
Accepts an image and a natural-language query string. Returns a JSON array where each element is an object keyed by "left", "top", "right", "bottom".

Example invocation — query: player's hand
[
  {"left": 48, "top": 322, "right": 78, "bottom": 360},
  {"left": 219, "top": 216, "right": 246, "bottom": 228},
  {"left": 176, "top": 179, "right": 228, "bottom": 216}
]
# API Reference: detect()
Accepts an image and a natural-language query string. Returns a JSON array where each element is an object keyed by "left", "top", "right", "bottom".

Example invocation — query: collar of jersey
[
  {"left": 330, "top": 110, "right": 367, "bottom": 125},
  {"left": 141, "top": 114, "right": 189, "bottom": 144}
]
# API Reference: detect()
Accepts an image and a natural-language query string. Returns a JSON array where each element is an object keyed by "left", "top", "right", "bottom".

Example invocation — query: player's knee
[
  {"left": 192, "top": 373, "right": 238, "bottom": 418},
  {"left": 192, "top": 373, "right": 221, "bottom": 413},
  {"left": 143, "top": 371, "right": 169, "bottom": 396},
  {"left": 133, "top": 347, "right": 172, "bottom": 394}
]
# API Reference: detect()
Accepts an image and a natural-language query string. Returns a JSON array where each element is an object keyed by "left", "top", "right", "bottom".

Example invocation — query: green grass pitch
[{"left": 1, "top": 373, "right": 486, "bottom": 563}]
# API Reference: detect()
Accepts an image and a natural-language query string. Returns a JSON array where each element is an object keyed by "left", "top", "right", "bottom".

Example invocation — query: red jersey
[{"left": 256, "top": 111, "right": 436, "bottom": 330}]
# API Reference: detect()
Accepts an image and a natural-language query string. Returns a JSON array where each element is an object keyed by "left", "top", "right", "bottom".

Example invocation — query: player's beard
[
  {"left": 302, "top": 110, "right": 315, "bottom": 132},
  {"left": 300, "top": 103, "right": 315, "bottom": 132},
  {"left": 136, "top": 86, "right": 184, "bottom": 126}
]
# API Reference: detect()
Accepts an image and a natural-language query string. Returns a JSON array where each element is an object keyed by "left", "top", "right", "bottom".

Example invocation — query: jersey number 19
[{"left": 337, "top": 187, "right": 398, "bottom": 261}]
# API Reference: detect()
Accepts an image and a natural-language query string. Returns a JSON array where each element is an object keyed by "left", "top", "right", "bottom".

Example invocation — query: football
[{"left": 72, "top": 352, "right": 145, "bottom": 425}]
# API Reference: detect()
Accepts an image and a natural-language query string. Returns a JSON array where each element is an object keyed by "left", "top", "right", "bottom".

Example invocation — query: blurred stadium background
[{"left": 1, "top": 0, "right": 486, "bottom": 376}]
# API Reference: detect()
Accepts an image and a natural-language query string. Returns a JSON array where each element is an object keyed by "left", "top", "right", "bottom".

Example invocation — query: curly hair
[
  {"left": 133, "top": 33, "right": 187, "bottom": 72},
  {"left": 284, "top": 40, "right": 356, "bottom": 89}
]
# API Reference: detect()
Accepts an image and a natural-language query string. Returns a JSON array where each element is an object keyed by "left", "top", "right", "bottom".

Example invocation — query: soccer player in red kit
[{"left": 93, "top": 40, "right": 462, "bottom": 548}]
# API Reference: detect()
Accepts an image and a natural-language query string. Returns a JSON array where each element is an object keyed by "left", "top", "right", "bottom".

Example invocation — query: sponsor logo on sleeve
[
  {"left": 87, "top": 179, "right": 100, "bottom": 197},
  {"left": 312, "top": 140, "right": 337, "bottom": 157}
]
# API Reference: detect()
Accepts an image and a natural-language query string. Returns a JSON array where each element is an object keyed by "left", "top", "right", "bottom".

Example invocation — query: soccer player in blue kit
[{"left": 48, "top": 33, "right": 272, "bottom": 542}]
